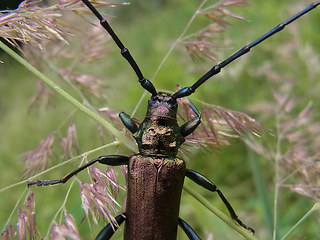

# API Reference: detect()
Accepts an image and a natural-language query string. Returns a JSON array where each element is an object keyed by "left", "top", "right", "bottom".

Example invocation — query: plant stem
[
  {"left": 0, "top": 41, "right": 135, "bottom": 151},
  {"left": 280, "top": 201, "right": 320, "bottom": 240}
]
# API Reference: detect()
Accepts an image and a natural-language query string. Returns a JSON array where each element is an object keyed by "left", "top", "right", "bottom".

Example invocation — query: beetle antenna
[
  {"left": 81, "top": 0, "right": 157, "bottom": 96},
  {"left": 172, "top": 1, "right": 320, "bottom": 99}
]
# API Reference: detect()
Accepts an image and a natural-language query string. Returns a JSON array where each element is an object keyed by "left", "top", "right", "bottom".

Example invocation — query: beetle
[{"left": 27, "top": 0, "right": 320, "bottom": 239}]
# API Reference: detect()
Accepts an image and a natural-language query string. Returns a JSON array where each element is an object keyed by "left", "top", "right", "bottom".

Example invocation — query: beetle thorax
[{"left": 134, "top": 92, "right": 185, "bottom": 157}]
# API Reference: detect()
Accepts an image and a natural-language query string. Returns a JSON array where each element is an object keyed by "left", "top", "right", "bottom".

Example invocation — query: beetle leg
[
  {"left": 27, "top": 155, "right": 129, "bottom": 187},
  {"left": 96, "top": 213, "right": 126, "bottom": 240},
  {"left": 178, "top": 218, "right": 201, "bottom": 240},
  {"left": 185, "top": 169, "right": 254, "bottom": 233},
  {"left": 180, "top": 99, "right": 201, "bottom": 137},
  {"left": 119, "top": 112, "right": 138, "bottom": 134}
]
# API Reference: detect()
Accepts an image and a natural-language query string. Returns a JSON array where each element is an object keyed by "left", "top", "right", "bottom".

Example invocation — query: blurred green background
[{"left": 1, "top": 0, "right": 320, "bottom": 239}]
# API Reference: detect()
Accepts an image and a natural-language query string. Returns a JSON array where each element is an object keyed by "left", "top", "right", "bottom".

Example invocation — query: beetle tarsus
[
  {"left": 234, "top": 217, "right": 255, "bottom": 234},
  {"left": 27, "top": 179, "right": 63, "bottom": 187}
]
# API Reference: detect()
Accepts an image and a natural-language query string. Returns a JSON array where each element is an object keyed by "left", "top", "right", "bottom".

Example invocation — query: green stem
[
  {"left": 280, "top": 201, "right": 320, "bottom": 240},
  {"left": 183, "top": 184, "right": 259, "bottom": 240},
  {"left": 0, "top": 41, "right": 135, "bottom": 151},
  {"left": 273, "top": 116, "right": 282, "bottom": 240},
  {"left": 248, "top": 149, "right": 273, "bottom": 236}
]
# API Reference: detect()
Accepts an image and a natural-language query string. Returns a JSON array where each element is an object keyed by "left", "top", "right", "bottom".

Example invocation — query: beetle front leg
[
  {"left": 180, "top": 99, "right": 201, "bottom": 137},
  {"left": 178, "top": 218, "right": 201, "bottom": 240},
  {"left": 27, "top": 155, "right": 129, "bottom": 187},
  {"left": 119, "top": 112, "right": 138, "bottom": 134},
  {"left": 185, "top": 169, "right": 254, "bottom": 233},
  {"left": 96, "top": 213, "right": 126, "bottom": 240}
]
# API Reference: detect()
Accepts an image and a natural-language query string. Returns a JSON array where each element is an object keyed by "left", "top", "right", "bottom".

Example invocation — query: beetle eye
[
  {"left": 168, "top": 97, "right": 176, "bottom": 105},
  {"left": 149, "top": 95, "right": 159, "bottom": 103}
]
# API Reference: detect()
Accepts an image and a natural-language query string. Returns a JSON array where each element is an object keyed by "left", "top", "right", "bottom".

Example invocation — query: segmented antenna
[
  {"left": 81, "top": 0, "right": 157, "bottom": 96},
  {"left": 173, "top": 1, "right": 320, "bottom": 99}
]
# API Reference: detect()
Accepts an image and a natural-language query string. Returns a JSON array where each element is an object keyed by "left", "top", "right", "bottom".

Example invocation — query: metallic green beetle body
[{"left": 125, "top": 92, "right": 186, "bottom": 240}]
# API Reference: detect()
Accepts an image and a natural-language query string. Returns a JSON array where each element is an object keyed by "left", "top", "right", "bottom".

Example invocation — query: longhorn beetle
[{"left": 27, "top": 1, "right": 320, "bottom": 239}]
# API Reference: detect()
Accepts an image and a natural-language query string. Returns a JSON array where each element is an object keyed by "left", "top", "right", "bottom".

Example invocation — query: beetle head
[{"left": 146, "top": 92, "right": 178, "bottom": 119}]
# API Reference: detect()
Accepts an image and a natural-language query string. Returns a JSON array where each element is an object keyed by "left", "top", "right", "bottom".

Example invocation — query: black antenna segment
[
  {"left": 173, "top": 1, "right": 320, "bottom": 99},
  {"left": 81, "top": 0, "right": 157, "bottom": 96}
]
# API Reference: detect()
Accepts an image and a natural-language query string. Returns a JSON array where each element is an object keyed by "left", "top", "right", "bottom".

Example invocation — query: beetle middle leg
[
  {"left": 27, "top": 155, "right": 129, "bottom": 187},
  {"left": 185, "top": 169, "right": 254, "bottom": 233}
]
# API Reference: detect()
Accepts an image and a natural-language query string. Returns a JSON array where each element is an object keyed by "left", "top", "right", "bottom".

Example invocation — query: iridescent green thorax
[{"left": 134, "top": 92, "right": 185, "bottom": 157}]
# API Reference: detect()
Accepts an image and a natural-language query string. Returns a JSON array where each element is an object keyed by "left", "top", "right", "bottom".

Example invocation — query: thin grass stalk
[
  {"left": 2, "top": 188, "right": 27, "bottom": 232},
  {"left": 280, "top": 201, "right": 320, "bottom": 240},
  {"left": 273, "top": 118, "right": 282, "bottom": 240},
  {"left": 44, "top": 173, "right": 77, "bottom": 239}
]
